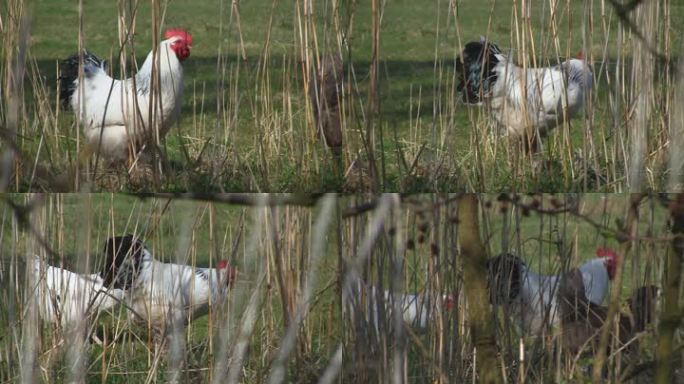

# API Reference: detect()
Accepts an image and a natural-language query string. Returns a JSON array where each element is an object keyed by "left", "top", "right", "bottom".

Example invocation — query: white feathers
[
  {"left": 510, "top": 257, "right": 610, "bottom": 335},
  {"left": 488, "top": 54, "right": 593, "bottom": 139},
  {"left": 578, "top": 257, "right": 610, "bottom": 305},
  {"left": 349, "top": 285, "right": 452, "bottom": 333},
  {"left": 30, "top": 256, "right": 124, "bottom": 327},
  {"left": 70, "top": 38, "right": 185, "bottom": 162},
  {"left": 514, "top": 266, "right": 562, "bottom": 334},
  {"left": 125, "top": 249, "right": 234, "bottom": 331}
]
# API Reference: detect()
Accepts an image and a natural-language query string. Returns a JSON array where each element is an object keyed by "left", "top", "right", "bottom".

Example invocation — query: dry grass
[
  {"left": 1, "top": 194, "right": 678, "bottom": 383},
  {"left": 0, "top": 1, "right": 682, "bottom": 191},
  {"left": 0, "top": 194, "right": 341, "bottom": 383}
]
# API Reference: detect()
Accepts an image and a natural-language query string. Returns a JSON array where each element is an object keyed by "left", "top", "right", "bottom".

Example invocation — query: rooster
[
  {"left": 557, "top": 268, "right": 658, "bottom": 357},
  {"left": 487, "top": 248, "right": 617, "bottom": 335},
  {"left": 29, "top": 256, "right": 124, "bottom": 331},
  {"left": 99, "top": 235, "right": 237, "bottom": 338},
  {"left": 59, "top": 28, "right": 192, "bottom": 163},
  {"left": 456, "top": 37, "right": 593, "bottom": 151},
  {"left": 348, "top": 284, "right": 455, "bottom": 333}
]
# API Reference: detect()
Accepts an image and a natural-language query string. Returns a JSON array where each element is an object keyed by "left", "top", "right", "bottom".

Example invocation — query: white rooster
[
  {"left": 59, "top": 28, "right": 192, "bottom": 163},
  {"left": 487, "top": 248, "right": 617, "bottom": 335},
  {"left": 29, "top": 256, "right": 124, "bottom": 329},
  {"left": 456, "top": 37, "right": 593, "bottom": 150},
  {"left": 99, "top": 235, "right": 237, "bottom": 338},
  {"left": 348, "top": 284, "right": 455, "bottom": 333}
]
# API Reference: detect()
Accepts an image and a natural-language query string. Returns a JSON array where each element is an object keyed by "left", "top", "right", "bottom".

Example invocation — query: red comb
[
  {"left": 217, "top": 260, "right": 237, "bottom": 286},
  {"left": 596, "top": 247, "right": 617, "bottom": 259},
  {"left": 444, "top": 294, "right": 455, "bottom": 310},
  {"left": 597, "top": 247, "right": 619, "bottom": 280},
  {"left": 164, "top": 28, "right": 192, "bottom": 45}
]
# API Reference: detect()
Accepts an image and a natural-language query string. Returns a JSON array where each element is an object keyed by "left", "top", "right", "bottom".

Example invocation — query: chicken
[
  {"left": 348, "top": 284, "right": 455, "bottom": 333},
  {"left": 456, "top": 37, "right": 593, "bottom": 150},
  {"left": 486, "top": 248, "right": 617, "bottom": 335},
  {"left": 557, "top": 268, "right": 658, "bottom": 357},
  {"left": 59, "top": 28, "right": 192, "bottom": 163},
  {"left": 99, "top": 235, "right": 237, "bottom": 337},
  {"left": 29, "top": 256, "right": 124, "bottom": 328},
  {"left": 309, "top": 54, "right": 344, "bottom": 166}
]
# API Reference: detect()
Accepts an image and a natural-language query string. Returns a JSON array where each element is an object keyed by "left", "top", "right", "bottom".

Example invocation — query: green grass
[
  {"left": 4, "top": 1, "right": 683, "bottom": 191},
  {"left": 0, "top": 194, "right": 674, "bottom": 382},
  {"left": 0, "top": 194, "right": 342, "bottom": 383}
]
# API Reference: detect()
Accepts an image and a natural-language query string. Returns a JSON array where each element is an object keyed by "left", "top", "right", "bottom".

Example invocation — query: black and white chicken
[
  {"left": 348, "top": 284, "right": 455, "bottom": 333},
  {"left": 487, "top": 248, "right": 617, "bottom": 335},
  {"left": 59, "top": 28, "right": 192, "bottom": 163},
  {"left": 456, "top": 37, "right": 593, "bottom": 150},
  {"left": 99, "top": 235, "right": 237, "bottom": 337}
]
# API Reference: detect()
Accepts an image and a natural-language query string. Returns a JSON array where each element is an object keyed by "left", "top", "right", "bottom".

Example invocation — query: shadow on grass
[{"left": 13, "top": 52, "right": 676, "bottom": 192}]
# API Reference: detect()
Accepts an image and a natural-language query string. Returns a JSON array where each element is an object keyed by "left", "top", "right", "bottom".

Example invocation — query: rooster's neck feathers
[
  {"left": 564, "top": 59, "right": 593, "bottom": 84},
  {"left": 195, "top": 268, "right": 211, "bottom": 282},
  {"left": 136, "top": 39, "right": 181, "bottom": 84}
]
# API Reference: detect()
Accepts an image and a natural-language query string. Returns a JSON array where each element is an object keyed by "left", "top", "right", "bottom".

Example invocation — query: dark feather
[
  {"left": 486, "top": 253, "right": 524, "bottom": 305},
  {"left": 456, "top": 39, "right": 501, "bottom": 104},
  {"left": 195, "top": 268, "right": 209, "bottom": 281},
  {"left": 136, "top": 75, "right": 150, "bottom": 96},
  {"left": 309, "top": 54, "right": 344, "bottom": 158},
  {"left": 100, "top": 235, "right": 145, "bottom": 290},
  {"left": 59, "top": 50, "right": 106, "bottom": 109},
  {"left": 627, "top": 285, "right": 658, "bottom": 332},
  {"left": 558, "top": 269, "right": 652, "bottom": 358},
  {"left": 558, "top": 269, "right": 605, "bottom": 326}
]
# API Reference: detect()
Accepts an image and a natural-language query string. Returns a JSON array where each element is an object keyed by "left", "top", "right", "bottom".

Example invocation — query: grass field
[
  {"left": 2, "top": 1, "right": 683, "bottom": 191},
  {"left": 0, "top": 194, "right": 675, "bottom": 382},
  {"left": 1, "top": 193, "right": 343, "bottom": 383}
]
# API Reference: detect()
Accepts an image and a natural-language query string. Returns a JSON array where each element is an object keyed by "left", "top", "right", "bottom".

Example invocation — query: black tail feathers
[
  {"left": 486, "top": 253, "right": 524, "bottom": 305},
  {"left": 59, "top": 51, "right": 106, "bottom": 109},
  {"left": 100, "top": 235, "right": 145, "bottom": 290},
  {"left": 456, "top": 38, "right": 501, "bottom": 104}
]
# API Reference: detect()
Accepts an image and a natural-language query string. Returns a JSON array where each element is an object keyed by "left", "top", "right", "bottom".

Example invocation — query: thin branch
[
  {"left": 2, "top": 194, "right": 62, "bottom": 259},
  {"left": 607, "top": 0, "right": 669, "bottom": 62},
  {"left": 592, "top": 193, "right": 646, "bottom": 382}
]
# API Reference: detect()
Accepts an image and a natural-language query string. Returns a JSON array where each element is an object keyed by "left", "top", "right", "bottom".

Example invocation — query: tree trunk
[{"left": 458, "top": 194, "right": 502, "bottom": 384}]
